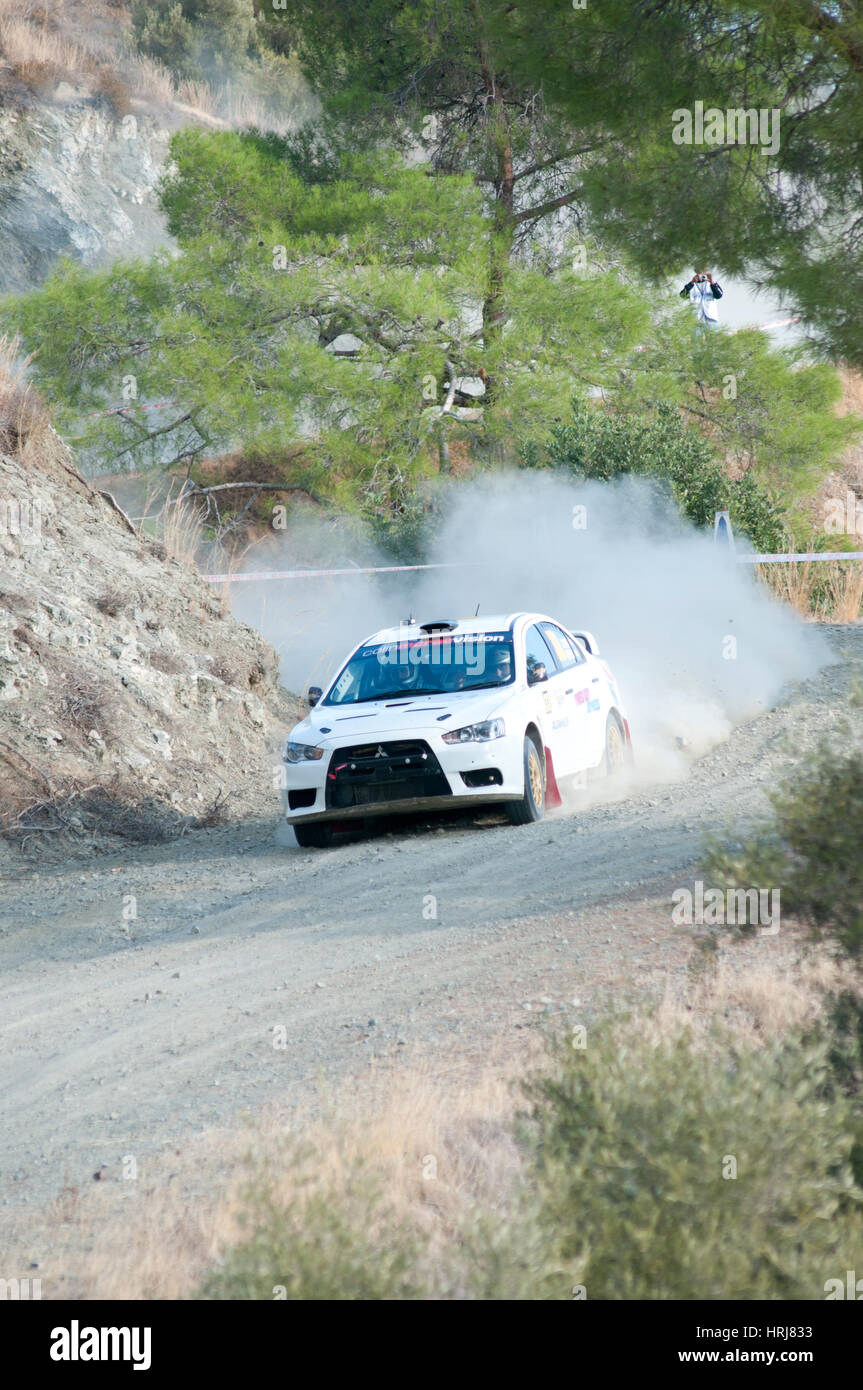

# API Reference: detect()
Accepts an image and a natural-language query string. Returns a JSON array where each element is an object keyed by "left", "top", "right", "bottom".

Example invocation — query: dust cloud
[{"left": 230, "top": 473, "right": 831, "bottom": 784}]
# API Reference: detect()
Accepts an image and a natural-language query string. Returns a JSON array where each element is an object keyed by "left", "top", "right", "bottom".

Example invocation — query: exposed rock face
[
  {"left": 0, "top": 431, "right": 298, "bottom": 851},
  {"left": 0, "top": 95, "right": 175, "bottom": 295}
]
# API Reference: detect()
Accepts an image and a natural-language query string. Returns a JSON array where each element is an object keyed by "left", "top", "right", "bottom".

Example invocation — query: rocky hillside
[
  {"left": 0, "top": 382, "right": 298, "bottom": 858},
  {"left": 0, "top": 0, "right": 309, "bottom": 296},
  {"left": 0, "top": 96, "right": 175, "bottom": 296}
]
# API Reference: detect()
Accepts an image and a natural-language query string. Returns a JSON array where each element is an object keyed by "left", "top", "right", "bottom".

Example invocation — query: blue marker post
[{"left": 714, "top": 508, "right": 735, "bottom": 554}]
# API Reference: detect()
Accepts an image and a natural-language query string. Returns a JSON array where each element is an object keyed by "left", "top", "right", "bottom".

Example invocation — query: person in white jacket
[{"left": 680, "top": 270, "right": 724, "bottom": 326}]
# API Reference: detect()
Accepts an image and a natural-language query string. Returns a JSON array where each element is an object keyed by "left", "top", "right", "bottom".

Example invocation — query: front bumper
[{"left": 281, "top": 733, "right": 524, "bottom": 824}]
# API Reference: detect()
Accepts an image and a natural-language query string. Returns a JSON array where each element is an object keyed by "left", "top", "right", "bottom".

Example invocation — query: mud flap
[
  {"left": 544, "top": 747, "right": 563, "bottom": 809},
  {"left": 623, "top": 717, "right": 635, "bottom": 762}
]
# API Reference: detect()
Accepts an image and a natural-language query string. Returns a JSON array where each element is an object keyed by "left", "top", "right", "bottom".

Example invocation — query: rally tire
[
  {"left": 506, "top": 734, "right": 546, "bottom": 825},
  {"left": 293, "top": 821, "right": 334, "bottom": 849}
]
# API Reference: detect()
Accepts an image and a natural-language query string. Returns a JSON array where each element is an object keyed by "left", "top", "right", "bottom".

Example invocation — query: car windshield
[{"left": 322, "top": 631, "right": 515, "bottom": 706}]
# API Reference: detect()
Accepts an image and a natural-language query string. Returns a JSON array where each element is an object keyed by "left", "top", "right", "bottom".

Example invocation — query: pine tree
[{"left": 487, "top": 0, "right": 863, "bottom": 368}]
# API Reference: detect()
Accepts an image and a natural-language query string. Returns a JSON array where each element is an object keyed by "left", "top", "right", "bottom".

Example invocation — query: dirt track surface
[{"left": 1, "top": 626, "right": 860, "bottom": 1220}]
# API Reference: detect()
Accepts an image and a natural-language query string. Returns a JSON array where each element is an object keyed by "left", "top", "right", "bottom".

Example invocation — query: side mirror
[
  {"left": 307, "top": 685, "right": 323, "bottom": 708},
  {"left": 527, "top": 662, "right": 548, "bottom": 687}
]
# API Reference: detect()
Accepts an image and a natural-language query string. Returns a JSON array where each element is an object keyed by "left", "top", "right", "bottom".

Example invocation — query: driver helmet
[
  {"left": 392, "top": 655, "right": 421, "bottom": 687},
  {"left": 490, "top": 647, "right": 512, "bottom": 682}
]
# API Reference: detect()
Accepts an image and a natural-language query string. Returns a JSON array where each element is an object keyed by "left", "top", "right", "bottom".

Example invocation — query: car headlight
[
  {"left": 442, "top": 718, "right": 505, "bottom": 745},
  {"left": 284, "top": 740, "right": 324, "bottom": 763}
]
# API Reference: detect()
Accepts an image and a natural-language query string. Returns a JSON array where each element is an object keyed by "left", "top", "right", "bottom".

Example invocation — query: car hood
[{"left": 289, "top": 688, "right": 515, "bottom": 745}]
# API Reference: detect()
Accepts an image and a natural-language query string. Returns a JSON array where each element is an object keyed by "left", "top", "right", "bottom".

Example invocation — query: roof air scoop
[{"left": 419, "top": 619, "right": 458, "bottom": 633}]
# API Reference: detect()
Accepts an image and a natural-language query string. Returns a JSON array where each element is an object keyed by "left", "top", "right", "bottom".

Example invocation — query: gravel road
[{"left": 1, "top": 625, "right": 860, "bottom": 1219}]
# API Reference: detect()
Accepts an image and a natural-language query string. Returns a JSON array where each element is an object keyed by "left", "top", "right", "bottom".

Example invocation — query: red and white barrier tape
[
  {"left": 203, "top": 562, "right": 477, "bottom": 583},
  {"left": 753, "top": 315, "right": 801, "bottom": 331},
  {"left": 202, "top": 551, "right": 863, "bottom": 584}
]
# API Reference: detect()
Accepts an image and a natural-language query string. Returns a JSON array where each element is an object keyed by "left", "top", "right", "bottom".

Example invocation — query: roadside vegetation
[
  {"left": 703, "top": 743, "right": 863, "bottom": 962},
  {"left": 197, "top": 1003, "right": 863, "bottom": 1300},
  {"left": 192, "top": 747, "right": 863, "bottom": 1300},
  {"left": 530, "top": 400, "right": 785, "bottom": 554},
  {"left": 10, "top": 942, "right": 858, "bottom": 1302}
]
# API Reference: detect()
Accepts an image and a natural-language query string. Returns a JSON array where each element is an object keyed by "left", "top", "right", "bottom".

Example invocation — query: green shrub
[
  {"left": 538, "top": 400, "right": 785, "bottom": 552},
  {"left": 198, "top": 1180, "right": 425, "bottom": 1301},
  {"left": 810, "top": 990, "right": 863, "bottom": 1191},
  {"left": 198, "top": 1009, "right": 863, "bottom": 1300},
  {"left": 522, "top": 1017, "right": 863, "bottom": 1300},
  {"left": 131, "top": 0, "right": 258, "bottom": 84},
  {"left": 703, "top": 744, "right": 863, "bottom": 958}
]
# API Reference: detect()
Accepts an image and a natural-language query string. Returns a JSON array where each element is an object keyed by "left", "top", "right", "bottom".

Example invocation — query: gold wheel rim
[
  {"left": 528, "top": 747, "right": 544, "bottom": 806},
  {"left": 607, "top": 723, "right": 625, "bottom": 774}
]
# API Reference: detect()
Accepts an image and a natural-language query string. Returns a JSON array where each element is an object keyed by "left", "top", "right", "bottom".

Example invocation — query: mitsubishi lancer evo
[{"left": 279, "top": 614, "right": 633, "bottom": 847}]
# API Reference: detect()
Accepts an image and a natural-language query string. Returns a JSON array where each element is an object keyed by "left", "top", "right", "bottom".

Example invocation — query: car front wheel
[{"left": 506, "top": 734, "right": 546, "bottom": 824}]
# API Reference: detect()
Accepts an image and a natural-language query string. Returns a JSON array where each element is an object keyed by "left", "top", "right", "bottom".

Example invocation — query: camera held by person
[{"left": 680, "top": 268, "right": 724, "bottom": 327}]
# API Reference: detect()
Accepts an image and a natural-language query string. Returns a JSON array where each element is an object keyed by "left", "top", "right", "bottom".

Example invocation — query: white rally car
[{"left": 280, "top": 613, "right": 632, "bottom": 848}]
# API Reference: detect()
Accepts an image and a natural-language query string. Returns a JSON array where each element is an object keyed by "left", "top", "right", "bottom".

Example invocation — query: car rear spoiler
[{"left": 570, "top": 629, "right": 600, "bottom": 656}]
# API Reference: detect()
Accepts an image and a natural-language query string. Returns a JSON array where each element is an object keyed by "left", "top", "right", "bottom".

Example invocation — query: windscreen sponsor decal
[
  {"left": 332, "top": 669, "right": 355, "bottom": 699},
  {"left": 362, "top": 632, "right": 509, "bottom": 677},
  {"left": 600, "top": 664, "right": 621, "bottom": 701}
]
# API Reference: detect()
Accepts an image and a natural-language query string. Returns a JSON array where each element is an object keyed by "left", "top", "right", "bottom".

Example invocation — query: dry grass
[
  {"left": 207, "top": 538, "right": 255, "bottom": 617},
  {"left": 37, "top": 1049, "right": 527, "bottom": 1301},
  {"left": 758, "top": 555, "right": 863, "bottom": 622},
  {"left": 159, "top": 488, "right": 206, "bottom": 566},
  {"left": 0, "top": 0, "right": 302, "bottom": 130},
  {"left": 650, "top": 948, "right": 855, "bottom": 1049},
  {"left": 136, "top": 481, "right": 206, "bottom": 566},
  {"left": 0, "top": 334, "right": 54, "bottom": 467},
  {"left": 0, "top": 6, "right": 178, "bottom": 109},
  {"left": 138, "top": 482, "right": 260, "bottom": 582},
  {"left": 823, "top": 561, "right": 863, "bottom": 621},
  {"left": 92, "top": 584, "right": 129, "bottom": 618},
  {"left": 0, "top": 11, "right": 90, "bottom": 78},
  {"left": 92, "top": 64, "right": 132, "bottom": 117}
]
